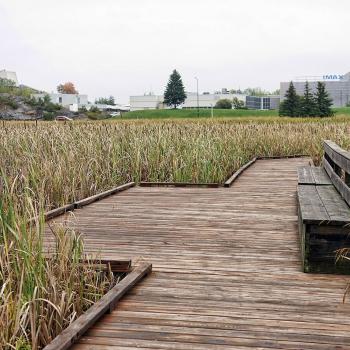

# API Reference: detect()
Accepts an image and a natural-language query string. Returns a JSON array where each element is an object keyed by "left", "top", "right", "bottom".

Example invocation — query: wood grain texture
[
  {"left": 44, "top": 262, "right": 152, "bottom": 350},
  {"left": 224, "top": 157, "right": 256, "bottom": 187},
  {"left": 323, "top": 156, "right": 350, "bottom": 208},
  {"left": 297, "top": 166, "right": 332, "bottom": 186},
  {"left": 324, "top": 140, "right": 350, "bottom": 175},
  {"left": 75, "top": 182, "right": 135, "bottom": 208},
  {"left": 45, "top": 158, "right": 350, "bottom": 350}
]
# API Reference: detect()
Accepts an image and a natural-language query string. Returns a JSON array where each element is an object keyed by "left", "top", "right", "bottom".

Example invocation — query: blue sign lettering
[{"left": 323, "top": 74, "right": 344, "bottom": 80}]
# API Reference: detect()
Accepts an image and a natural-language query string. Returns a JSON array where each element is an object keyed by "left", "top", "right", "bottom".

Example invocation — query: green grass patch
[
  {"left": 122, "top": 107, "right": 350, "bottom": 120},
  {"left": 123, "top": 108, "right": 278, "bottom": 119}
]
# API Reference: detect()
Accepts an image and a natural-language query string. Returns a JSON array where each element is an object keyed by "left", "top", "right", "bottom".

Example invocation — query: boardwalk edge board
[
  {"left": 80, "top": 259, "right": 132, "bottom": 273},
  {"left": 257, "top": 154, "right": 309, "bottom": 160},
  {"left": 43, "top": 261, "right": 152, "bottom": 350},
  {"left": 29, "top": 182, "right": 135, "bottom": 223},
  {"left": 75, "top": 182, "right": 135, "bottom": 208},
  {"left": 139, "top": 154, "right": 309, "bottom": 189},
  {"left": 38, "top": 154, "right": 310, "bottom": 220},
  {"left": 224, "top": 157, "right": 257, "bottom": 188},
  {"left": 139, "top": 182, "right": 220, "bottom": 188}
]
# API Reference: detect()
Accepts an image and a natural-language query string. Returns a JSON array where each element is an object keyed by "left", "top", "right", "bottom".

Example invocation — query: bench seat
[
  {"left": 297, "top": 167, "right": 350, "bottom": 274},
  {"left": 297, "top": 166, "right": 332, "bottom": 186}
]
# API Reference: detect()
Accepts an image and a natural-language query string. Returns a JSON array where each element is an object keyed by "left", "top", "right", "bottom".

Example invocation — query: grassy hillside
[
  {"left": 122, "top": 107, "right": 350, "bottom": 119},
  {"left": 123, "top": 108, "right": 278, "bottom": 119}
]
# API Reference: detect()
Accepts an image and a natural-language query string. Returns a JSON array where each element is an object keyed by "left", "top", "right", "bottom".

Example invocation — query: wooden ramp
[{"left": 46, "top": 158, "right": 350, "bottom": 350}]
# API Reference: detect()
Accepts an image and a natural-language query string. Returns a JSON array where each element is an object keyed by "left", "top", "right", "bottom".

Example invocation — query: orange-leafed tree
[{"left": 57, "top": 82, "right": 78, "bottom": 94}]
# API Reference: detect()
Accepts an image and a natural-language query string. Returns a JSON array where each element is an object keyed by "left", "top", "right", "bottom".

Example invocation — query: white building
[
  {"left": 32, "top": 93, "right": 88, "bottom": 108},
  {"left": 130, "top": 92, "right": 246, "bottom": 111},
  {"left": 0, "top": 69, "right": 19, "bottom": 86}
]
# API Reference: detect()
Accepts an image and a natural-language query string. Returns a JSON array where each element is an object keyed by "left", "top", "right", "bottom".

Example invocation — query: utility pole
[{"left": 194, "top": 77, "right": 199, "bottom": 117}]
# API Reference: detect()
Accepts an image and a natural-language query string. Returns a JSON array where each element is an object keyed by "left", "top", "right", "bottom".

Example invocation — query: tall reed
[{"left": 0, "top": 177, "right": 115, "bottom": 349}]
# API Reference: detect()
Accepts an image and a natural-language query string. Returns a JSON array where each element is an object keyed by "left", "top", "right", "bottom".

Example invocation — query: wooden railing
[{"left": 323, "top": 140, "right": 350, "bottom": 206}]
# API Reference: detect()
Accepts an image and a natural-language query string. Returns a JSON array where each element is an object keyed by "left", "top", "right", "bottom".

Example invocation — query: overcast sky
[{"left": 1, "top": 0, "right": 350, "bottom": 104}]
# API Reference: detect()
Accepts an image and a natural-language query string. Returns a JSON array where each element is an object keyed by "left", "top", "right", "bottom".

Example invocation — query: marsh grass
[
  {"left": 2, "top": 117, "right": 350, "bottom": 346},
  {"left": 1, "top": 118, "right": 350, "bottom": 215},
  {"left": 0, "top": 183, "right": 115, "bottom": 349}
]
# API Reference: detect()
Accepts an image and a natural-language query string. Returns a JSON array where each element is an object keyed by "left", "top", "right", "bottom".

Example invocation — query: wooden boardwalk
[{"left": 47, "top": 158, "right": 350, "bottom": 350}]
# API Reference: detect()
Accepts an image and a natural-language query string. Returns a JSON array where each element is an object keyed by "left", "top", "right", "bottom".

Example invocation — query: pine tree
[
  {"left": 300, "top": 81, "right": 317, "bottom": 117},
  {"left": 164, "top": 70, "right": 187, "bottom": 109},
  {"left": 279, "top": 82, "right": 300, "bottom": 117},
  {"left": 315, "top": 82, "right": 334, "bottom": 117}
]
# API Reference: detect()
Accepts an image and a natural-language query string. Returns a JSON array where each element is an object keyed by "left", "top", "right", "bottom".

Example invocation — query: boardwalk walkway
[{"left": 48, "top": 158, "right": 350, "bottom": 349}]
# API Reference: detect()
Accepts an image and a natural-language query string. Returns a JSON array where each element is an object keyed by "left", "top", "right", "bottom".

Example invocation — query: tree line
[{"left": 279, "top": 81, "right": 334, "bottom": 117}]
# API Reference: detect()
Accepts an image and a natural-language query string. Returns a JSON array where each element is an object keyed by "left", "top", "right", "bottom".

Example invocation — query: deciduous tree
[{"left": 57, "top": 82, "right": 78, "bottom": 94}]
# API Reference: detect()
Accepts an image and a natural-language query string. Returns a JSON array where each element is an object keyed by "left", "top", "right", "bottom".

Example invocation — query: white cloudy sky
[{"left": 1, "top": 0, "right": 349, "bottom": 103}]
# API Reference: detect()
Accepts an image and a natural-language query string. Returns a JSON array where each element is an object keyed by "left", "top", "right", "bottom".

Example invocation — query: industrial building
[
  {"left": 130, "top": 91, "right": 246, "bottom": 111},
  {"left": 280, "top": 72, "right": 350, "bottom": 107},
  {"left": 246, "top": 95, "right": 280, "bottom": 110},
  {"left": 0, "top": 69, "right": 18, "bottom": 86}
]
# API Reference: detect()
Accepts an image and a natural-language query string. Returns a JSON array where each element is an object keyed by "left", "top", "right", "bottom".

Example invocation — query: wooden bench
[{"left": 297, "top": 140, "right": 350, "bottom": 274}]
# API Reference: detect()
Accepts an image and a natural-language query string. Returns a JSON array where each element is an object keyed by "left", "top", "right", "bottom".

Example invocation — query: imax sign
[{"left": 323, "top": 74, "right": 344, "bottom": 80}]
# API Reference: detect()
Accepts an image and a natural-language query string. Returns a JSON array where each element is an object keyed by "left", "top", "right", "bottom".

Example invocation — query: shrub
[
  {"left": 0, "top": 95, "right": 19, "bottom": 109},
  {"left": 215, "top": 99, "right": 232, "bottom": 109},
  {"left": 43, "top": 111, "right": 55, "bottom": 120}
]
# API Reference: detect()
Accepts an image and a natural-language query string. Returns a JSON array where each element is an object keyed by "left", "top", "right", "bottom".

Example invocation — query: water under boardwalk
[{"left": 45, "top": 158, "right": 350, "bottom": 350}]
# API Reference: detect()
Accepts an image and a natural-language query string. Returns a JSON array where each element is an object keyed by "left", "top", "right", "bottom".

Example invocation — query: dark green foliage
[
  {"left": 0, "top": 78, "right": 16, "bottom": 89},
  {"left": 315, "top": 82, "right": 334, "bottom": 117},
  {"left": 43, "top": 111, "right": 55, "bottom": 120},
  {"left": 86, "top": 111, "right": 110, "bottom": 120},
  {"left": 0, "top": 95, "right": 18, "bottom": 109},
  {"left": 279, "top": 82, "right": 300, "bottom": 117},
  {"left": 300, "top": 82, "right": 318, "bottom": 117},
  {"left": 164, "top": 70, "right": 187, "bottom": 108},
  {"left": 232, "top": 97, "right": 246, "bottom": 109},
  {"left": 95, "top": 96, "right": 115, "bottom": 105},
  {"left": 89, "top": 106, "right": 100, "bottom": 112},
  {"left": 215, "top": 99, "right": 232, "bottom": 109},
  {"left": 280, "top": 81, "right": 334, "bottom": 118}
]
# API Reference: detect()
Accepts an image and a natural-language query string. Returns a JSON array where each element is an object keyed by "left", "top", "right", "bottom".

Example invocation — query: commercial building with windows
[
  {"left": 130, "top": 91, "right": 246, "bottom": 111},
  {"left": 245, "top": 95, "right": 280, "bottom": 110},
  {"left": 280, "top": 72, "right": 350, "bottom": 107}
]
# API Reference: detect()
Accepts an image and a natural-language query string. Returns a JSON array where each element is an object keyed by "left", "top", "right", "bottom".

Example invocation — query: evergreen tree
[
  {"left": 300, "top": 81, "right": 317, "bottom": 117},
  {"left": 164, "top": 70, "right": 187, "bottom": 108},
  {"left": 315, "top": 82, "right": 334, "bottom": 117},
  {"left": 279, "top": 82, "right": 300, "bottom": 117}
]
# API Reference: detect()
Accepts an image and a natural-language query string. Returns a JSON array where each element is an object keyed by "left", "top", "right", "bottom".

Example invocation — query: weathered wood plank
[
  {"left": 75, "top": 182, "right": 135, "bottom": 208},
  {"left": 298, "top": 166, "right": 332, "bottom": 185},
  {"left": 139, "top": 182, "right": 220, "bottom": 188},
  {"left": 324, "top": 140, "right": 350, "bottom": 175},
  {"left": 316, "top": 185, "right": 350, "bottom": 223},
  {"left": 44, "top": 158, "right": 350, "bottom": 350},
  {"left": 311, "top": 167, "right": 333, "bottom": 185},
  {"left": 44, "top": 262, "right": 152, "bottom": 350},
  {"left": 45, "top": 203, "right": 75, "bottom": 220},
  {"left": 297, "top": 185, "right": 330, "bottom": 223},
  {"left": 323, "top": 156, "right": 350, "bottom": 208},
  {"left": 297, "top": 166, "right": 315, "bottom": 185},
  {"left": 224, "top": 157, "right": 256, "bottom": 187}
]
